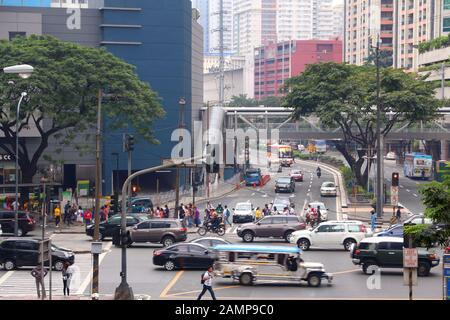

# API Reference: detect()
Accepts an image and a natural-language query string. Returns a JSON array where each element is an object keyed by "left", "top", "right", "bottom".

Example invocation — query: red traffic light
[{"left": 392, "top": 172, "right": 399, "bottom": 187}]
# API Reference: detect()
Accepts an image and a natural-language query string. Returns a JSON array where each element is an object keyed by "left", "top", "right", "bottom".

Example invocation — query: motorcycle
[{"left": 197, "top": 217, "right": 226, "bottom": 236}]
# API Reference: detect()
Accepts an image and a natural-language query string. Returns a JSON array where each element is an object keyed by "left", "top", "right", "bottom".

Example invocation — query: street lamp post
[
  {"left": 2, "top": 64, "right": 34, "bottom": 236},
  {"left": 374, "top": 36, "right": 383, "bottom": 218}
]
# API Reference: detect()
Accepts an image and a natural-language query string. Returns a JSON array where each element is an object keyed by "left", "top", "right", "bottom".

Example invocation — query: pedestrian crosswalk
[{"left": 0, "top": 254, "right": 92, "bottom": 297}]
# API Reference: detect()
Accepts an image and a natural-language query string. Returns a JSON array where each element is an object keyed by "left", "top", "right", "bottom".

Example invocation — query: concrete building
[
  {"left": 204, "top": 68, "right": 245, "bottom": 104},
  {"left": 203, "top": 54, "right": 246, "bottom": 73},
  {"left": 192, "top": 0, "right": 210, "bottom": 54},
  {"left": 344, "top": 0, "right": 394, "bottom": 66},
  {"left": 232, "top": 0, "right": 278, "bottom": 56},
  {"left": 0, "top": 0, "right": 203, "bottom": 194},
  {"left": 254, "top": 39, "right": 342, "bottom": 100}
]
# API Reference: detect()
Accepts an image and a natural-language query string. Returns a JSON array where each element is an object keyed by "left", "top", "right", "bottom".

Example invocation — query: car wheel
[
  {"left": 242, "top": 231, "right": 254, "bottom": 243},
  {"left": 54, "top": 260, "right": 65, "bottom": 271},
  {"left": 162, "top": 236, "right": 175, "bottom": 247},
  {"left": 343, "top": 238, "right": 357, "bottom": 251},
  {"left": 362, "top": 261, "right": 378, "bottom": 275},
  {"left": 297, "top": 238, "right": 310, "bottom": 250},
  {"left": 417, "top": 262, "right": 431, "bottom": 277},
  {"left": 239, "top": 273, "right": 253, "bottom": 286},
  {"left": 164, "top": 260, "right": 176, "bottom": 271},
  {"left": 3, "top": 259, "right": 15, "bottom": 271},
  {"left": 307, "top": 273, "right": 322, "bottom": 287},
  {"left": 284, "top": 231, "right": 294, "bottom": 243}
]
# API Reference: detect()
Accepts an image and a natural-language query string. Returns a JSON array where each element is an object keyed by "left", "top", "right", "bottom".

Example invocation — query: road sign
[
  {"left": 39, "top": 239, "right": 51, "bottom": 264},
  {"left": 391, "top": 186, "right": 399, "bottom": 206},
  {"left": 403, "top": 248, "right": 418, "bottom": 268}
]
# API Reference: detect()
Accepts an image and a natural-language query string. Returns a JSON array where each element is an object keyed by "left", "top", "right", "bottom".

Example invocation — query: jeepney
[{"left": 213, "top": 244, "right": 332, "bottom": 287}]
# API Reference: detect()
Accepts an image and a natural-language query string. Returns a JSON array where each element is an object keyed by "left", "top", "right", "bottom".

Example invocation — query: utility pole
[
  {"left": 92, "top": 89, "right": 102, "bottom": 300},
  {"left": 375, "top": 35, "right": 383, "bottom": 219},
  {"left": 442, "top": 62, "right": 446, "bottom": 100},
  {"left": 218, "top": 0, "right": 225, "bottom": 106},
  {"left": 176, "top": 98, "right": 186, "bottom": 219}
]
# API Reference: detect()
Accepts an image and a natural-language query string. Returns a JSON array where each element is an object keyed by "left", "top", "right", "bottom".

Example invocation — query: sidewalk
[
  {"left": 0, "top": 294, "right": 114, "bottom": 300},
  {"left": 343, "top": 206, "right": 409, "bottom": 223}
]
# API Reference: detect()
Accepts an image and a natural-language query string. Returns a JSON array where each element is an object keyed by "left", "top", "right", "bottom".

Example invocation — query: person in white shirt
[{"left": 197, "top": 266, "right": 216, "bottom": 300}]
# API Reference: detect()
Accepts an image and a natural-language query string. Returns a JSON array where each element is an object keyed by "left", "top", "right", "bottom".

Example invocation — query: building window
[
  {"left": 444, "top": 18, "right": 450, "bottom": 32},
  {"left": 445, "top": 0, "right": 450, "bottom": 10},
  {"left": 9, "top": 32, "right": 26, "bottom": 40},
  {"left": 317, "top": 44, "right": 333, "bottom": 52}
]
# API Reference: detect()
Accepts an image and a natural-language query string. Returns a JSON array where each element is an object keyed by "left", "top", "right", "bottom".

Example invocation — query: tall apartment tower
[
  {"left": 232, "top": 0, "right": 277, "bottom": 56},
  {"left": 192, "top": 0, "right": 210, "bottom": 54},
  {"left": 344, "top": 0, "right": 394, "bottom": 65}
]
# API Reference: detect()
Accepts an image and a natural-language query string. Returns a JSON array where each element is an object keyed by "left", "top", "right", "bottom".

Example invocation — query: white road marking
[
  {"left": 0, "top": 271, "right": 14, "bottom": 286},
  {"left": 413, "top": 194, "right": 418, "bottom": 197},
  {"left": 307, "top": 189, "right": 311, "bottom": 192},
  {"left": 251, "top": 193, "right": 255, "bottom": 196},
  {"left": 406, "top": 189, "right": 410, "bottom": 192},
  {"left": 400, "top": 185, "right": 404, "bottom": 188}
]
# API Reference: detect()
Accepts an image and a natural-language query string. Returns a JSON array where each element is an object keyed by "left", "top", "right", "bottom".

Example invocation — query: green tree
[
  {"left": 405, "top": 174, "right": 450, "bottom": 249},
  {"left": 282, "top": 62, "right": 440, "bottom": 187},
  {"left": 228, "top": 94, "right": 258, "bottom": 108},
  {"left": 260, "top": 96, "right": 282, "bottom": 108},
  {"left": 0, "top": 35, "right": 164, "bottom": 189}
]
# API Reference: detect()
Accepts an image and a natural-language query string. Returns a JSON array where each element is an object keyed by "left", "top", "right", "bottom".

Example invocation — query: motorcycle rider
[{"left": 209, "top": 210, "right": 220, "bottom": 231}]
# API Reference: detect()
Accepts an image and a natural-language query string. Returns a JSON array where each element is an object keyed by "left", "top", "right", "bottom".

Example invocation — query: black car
[
  {"left": 0, "top": 211, "right": 36, "bottom": 237},
  {"left": 275, "top": 177, "right": 295, "bottom": 193},
  {"left": 153, "top": 243, "right": 217, "bottom": 271},
  {"left": 86, "top": 214, "right": 148, "bottom": 240},
  {"left": 0, "top": 238, "right": 75, "bottom": 271}
]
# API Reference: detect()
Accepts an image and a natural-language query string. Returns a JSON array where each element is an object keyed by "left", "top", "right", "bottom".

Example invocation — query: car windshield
[
  {"left": 236, "top": 204, "right": 252, "bottom": 211},
  {"left": 323, "top": 183, "right": 335, "bottom": 188},
  {"left": 277, "top": 178, "right": 291, "bottom": 183},
  {"left": 137, "top": 215, "right": 149, "bottom": 221},
  {"left": 247, "top": 173, "right": 260, "bottom": 177},
  {"left": 291, "top": 171, "right": 301, "bottom": 174},
  {"left": 310, "top": 203, "right": 325, "bottom": 210}
]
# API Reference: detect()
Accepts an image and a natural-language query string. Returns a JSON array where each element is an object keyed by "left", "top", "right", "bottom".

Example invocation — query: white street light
[{"left": 3, "top": 64, "right": 34, "bottom": 79}]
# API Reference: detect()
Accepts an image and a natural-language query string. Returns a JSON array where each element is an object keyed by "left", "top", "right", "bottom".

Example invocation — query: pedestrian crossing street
[{"left": 0, "top": 254, "right": 92, "bottom": 297}]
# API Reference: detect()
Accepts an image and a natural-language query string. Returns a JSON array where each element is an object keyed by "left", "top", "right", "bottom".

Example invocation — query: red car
[{"left": 290, "top": 170, "right": 304, "bottom": 182}]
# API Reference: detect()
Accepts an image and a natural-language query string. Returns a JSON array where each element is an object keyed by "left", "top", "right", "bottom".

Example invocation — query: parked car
[
  {"left": 153, "top": 243, "right": 217, "bottom": 271},
  {"left": 306, "top": 202, "right": 328, "bottom": 221},
  {"left": 237, "top": 215, "right": 306, "bottom": 243},
  {"left": 127, "top": 219, "right": 187, "bottom": 247},
  {"left": 0, "top": 211, "right": 36, "bottom": 237},
  {"left": 190, "top": 237, "right": 231, "bottom": 249},
  {"left": 320, "top": 181, "right": 337, "bottom": 197},
  {"left": 275, "top": 177, "right": 295, "bottom": 193},
  {"left": 350, "top": 236, "right": 440, "bottom": 276},
  {"left": 291, "top": 220, "right": 371, "bottom": 251},
  {"left": 290, "top": 169, "right": 304, "bottom": 182},
  {"left": 85, "top": 214, "right": 148, "bottom": 240},
  {"left": 0, "top": 238, "right": 75, "bottom": 271},
  {"left": 375, "top": 224, "right": 403, "bottom": 237},
  {"left": 232, "top": 202, "right": 255, "bottom": 224}
]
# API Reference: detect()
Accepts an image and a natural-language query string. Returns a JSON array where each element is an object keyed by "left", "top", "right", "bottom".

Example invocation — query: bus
[
  {"left": 435, "top": 160, "right": 450, "bottom": 182},
  {"left": 269, "top": 144, "right": 294, "bottom": 167},
  {"left": 403, "top": 153, "right": 433, "bottom": 179}
]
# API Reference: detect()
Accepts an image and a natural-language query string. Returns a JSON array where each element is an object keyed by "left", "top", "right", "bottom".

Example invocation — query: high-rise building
[
  {"left": 192, "top": 0, "right": 210, "bottom": 54},
  {"left": 254, "top": 39, "right": 342, "bottom": 100},
  {"left": 344, "top": 0, "right": 394, "bottom": 66},
  {"left": 232, "top": 0, "right": 277, "bottom": 56},
  {"left": 345, "top": 0, "right": 450, "bottom": 70}
]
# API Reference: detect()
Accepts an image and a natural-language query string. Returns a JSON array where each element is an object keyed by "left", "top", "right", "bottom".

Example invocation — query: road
[
  {"left": 86, "top": 161, "right": 442, "bottom": 300},
  {"left": 0, "top": 159, "right": 442, "bottom": 300}
]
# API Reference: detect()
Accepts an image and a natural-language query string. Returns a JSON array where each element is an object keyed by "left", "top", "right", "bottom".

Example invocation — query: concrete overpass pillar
[{"left": 441, "top": 140, "right": 449, "bottom": 160}]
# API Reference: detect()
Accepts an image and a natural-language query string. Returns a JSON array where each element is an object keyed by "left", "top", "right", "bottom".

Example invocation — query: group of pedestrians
[
  {"left": 31, "top": 262, "right": 75, "bottom": 299},
  {"left": 54, "top": 202, "right": 109, "bottom": 228}
]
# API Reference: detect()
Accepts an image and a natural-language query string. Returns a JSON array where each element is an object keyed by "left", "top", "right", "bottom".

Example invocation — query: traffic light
[
  {"left": 124, "top": 134, "right": 135, "bottom": 152},
  {"left": 110, "top": 193, "right": 118, "bottom": 215},
  {"left": 392, "top": 172, "right": 399, "bottom": 187}
]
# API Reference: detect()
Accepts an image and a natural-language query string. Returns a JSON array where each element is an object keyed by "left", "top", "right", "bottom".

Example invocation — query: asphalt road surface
[{"left": 85, "top": 161, "right": 444, "bottom": 300}]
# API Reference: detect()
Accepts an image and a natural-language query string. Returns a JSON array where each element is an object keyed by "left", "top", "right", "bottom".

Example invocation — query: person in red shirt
[
  {"left": 104, "top": 205, "right": 109, "bottom": 221},
  {"left": 84, "top": 209, "right": 92, "bottom": 226}
]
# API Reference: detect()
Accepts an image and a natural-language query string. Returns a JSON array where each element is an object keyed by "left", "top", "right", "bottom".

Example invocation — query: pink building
[{"left": 254, "top": 39, "right": 343, "bottom": 100}]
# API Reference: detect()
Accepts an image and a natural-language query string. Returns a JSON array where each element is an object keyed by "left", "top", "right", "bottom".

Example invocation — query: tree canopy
[
  {"left": 282, "top": 62, "right": 440, "bottom": 186},
  {"left": 0, "top": 35, "right": 164, "bottom": 184}
]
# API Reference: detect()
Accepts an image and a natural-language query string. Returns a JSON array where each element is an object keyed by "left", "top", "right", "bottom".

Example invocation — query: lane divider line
[{"left": 160, "top": 271, "right": 184, "bottom": 298}]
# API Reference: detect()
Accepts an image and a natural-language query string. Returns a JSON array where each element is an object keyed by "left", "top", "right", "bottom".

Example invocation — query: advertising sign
[
  {"left": 403, "top": 248, "right": 418, "bottom": 268},
  {"left": 77, "top": 180, "right": 90, "bottom": 197}
]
